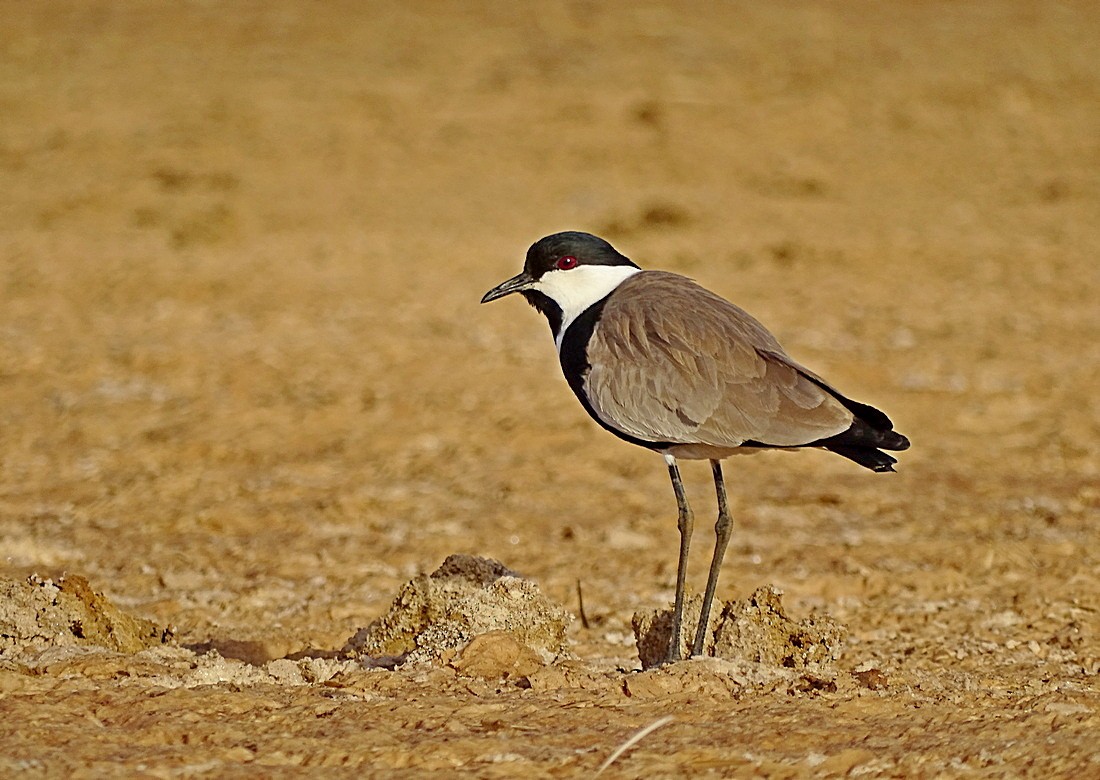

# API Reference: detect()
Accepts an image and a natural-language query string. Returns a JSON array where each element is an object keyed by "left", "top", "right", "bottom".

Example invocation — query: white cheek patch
[{"left": 534, "top": 265, "right": 642, "bottom": 350}]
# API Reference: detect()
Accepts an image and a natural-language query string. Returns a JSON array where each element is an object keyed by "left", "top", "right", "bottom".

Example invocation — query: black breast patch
[{"left": 558, "top": 296, "right": 672, "bottom": 452}]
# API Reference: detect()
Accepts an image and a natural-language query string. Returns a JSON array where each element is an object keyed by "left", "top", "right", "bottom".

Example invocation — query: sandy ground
[{"left": 1, "top": 1, "right": 1098, "bottom": 775}]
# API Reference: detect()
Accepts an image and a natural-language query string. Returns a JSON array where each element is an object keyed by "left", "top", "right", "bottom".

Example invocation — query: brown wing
[{"left": 584, "top": 272, "right": 853, "bottom": 448}]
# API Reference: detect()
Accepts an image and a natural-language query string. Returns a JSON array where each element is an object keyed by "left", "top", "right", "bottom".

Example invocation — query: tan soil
[{"left": 1, "top": 1, "right": 1098, "bottom": 776}]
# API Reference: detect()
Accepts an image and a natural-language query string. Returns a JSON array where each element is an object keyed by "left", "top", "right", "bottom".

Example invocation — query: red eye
[{"left": 556, "top": 255, "right": 578, "bottom": 270}]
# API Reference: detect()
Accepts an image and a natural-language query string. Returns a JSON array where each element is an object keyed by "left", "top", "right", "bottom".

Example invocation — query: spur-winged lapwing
[{"left": 481, "top": 231, "right": 909, "bottom": 663}]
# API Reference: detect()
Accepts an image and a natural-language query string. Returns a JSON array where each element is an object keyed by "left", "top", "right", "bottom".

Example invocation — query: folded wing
[{"left": 584, "top": 272, "right": 853, "bottom": 448}]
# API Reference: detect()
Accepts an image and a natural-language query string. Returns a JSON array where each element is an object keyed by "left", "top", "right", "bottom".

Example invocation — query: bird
[{"left": 481, "top": 231, "right": 909, "bottom": 663}]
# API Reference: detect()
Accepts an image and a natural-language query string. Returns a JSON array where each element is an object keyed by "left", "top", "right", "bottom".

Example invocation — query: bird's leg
[
  {"left": 664, "top": 454, "right": 693, "bottom": 663},
  {"left": 691, "top": 459, "right": 733, "bottom": 657}
]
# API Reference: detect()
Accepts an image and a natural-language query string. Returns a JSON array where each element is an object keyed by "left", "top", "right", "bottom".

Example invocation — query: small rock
[
  {"left": 523, "top": 661, "right": 621, "bottom": 693},
  {"left": 451, "top": 630, "right": 543, "bottom": 679},
  {"left": 852, "top": 667, "right": 889, "bottom": 690},
  {"left": 265, "top": 658, "right": 305, "bottom": 685},
  {"left": 623, "top": 669, "right": 684, "bottom": 698}
]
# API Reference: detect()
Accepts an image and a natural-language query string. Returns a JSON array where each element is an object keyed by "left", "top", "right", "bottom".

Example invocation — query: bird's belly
[{"left": 662, "top": 443, "right": 757, "bottom": 461}]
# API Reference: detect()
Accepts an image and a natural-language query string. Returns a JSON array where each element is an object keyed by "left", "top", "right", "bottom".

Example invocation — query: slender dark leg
[
  {"left": 665, "top": 455, "right": 693, "bottom": 663},
  {"left": 691, "top": 459, "right": 733, "bottom": 657}
]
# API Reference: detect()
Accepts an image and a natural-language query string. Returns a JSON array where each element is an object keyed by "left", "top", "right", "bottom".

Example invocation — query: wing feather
[{"left": 584, "top": 272, "right": 852, "bottom": 447}]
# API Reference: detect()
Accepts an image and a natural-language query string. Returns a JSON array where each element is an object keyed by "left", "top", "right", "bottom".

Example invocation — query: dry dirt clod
[
  {"left": 451, "top": 630, "right": 544, "bottom": 680},
  {"left": 852, "top": 667, "right": 889, "bottom": 690},
  {"left": 0, "top": 574, "right": 171, "bottom": 659},
  {"left": 344, "top": 554, "right": 572, "bottom": 667},
  {"left": 632, "top": 585, "right": 846, "bottom": 672}
]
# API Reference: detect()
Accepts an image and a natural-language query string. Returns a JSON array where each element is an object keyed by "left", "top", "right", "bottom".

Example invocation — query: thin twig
[
  {"left": 595, "top": 715, "right": 675, "bottom": 776},
  {"left": 576, "top": 579, "right": 590, "bottom": 629}
]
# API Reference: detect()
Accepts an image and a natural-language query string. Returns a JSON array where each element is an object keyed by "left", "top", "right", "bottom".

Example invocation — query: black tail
[
  {"left": 824, "top": 441, "right": 902, "bottom": 472},
  {"left": 756, "top": 349, "right": 910, "bottom": 473},
  {"left": 812, "top": 409, "right": 911, "bottom": 473}
]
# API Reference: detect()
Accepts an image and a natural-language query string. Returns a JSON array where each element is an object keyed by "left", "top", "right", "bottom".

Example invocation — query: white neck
[{"left": 532, "top": 265, "right": 642, "bottom": 350}]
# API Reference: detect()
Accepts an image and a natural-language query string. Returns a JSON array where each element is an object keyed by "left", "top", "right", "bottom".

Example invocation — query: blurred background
[{"left": 1, "top": 1, "right": 1097, "bottom": 661}]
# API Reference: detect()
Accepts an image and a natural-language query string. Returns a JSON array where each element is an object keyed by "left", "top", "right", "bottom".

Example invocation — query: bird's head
[{"left": 481, "top": 232, "right": 641, "bottom": 337}]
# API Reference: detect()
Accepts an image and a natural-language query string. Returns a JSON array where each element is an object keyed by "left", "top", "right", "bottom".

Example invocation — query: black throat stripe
[{"left": 521, "top": 290, "right": 563, "bottom": 337}]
